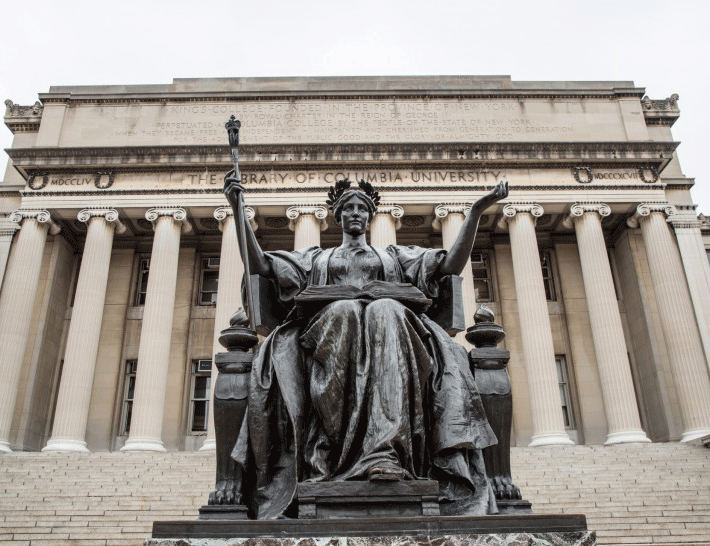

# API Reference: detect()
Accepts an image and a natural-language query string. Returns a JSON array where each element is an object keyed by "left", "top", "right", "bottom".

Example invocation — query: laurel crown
[{"left": 326, "top": 179, "right": 381, "bottom": 212}]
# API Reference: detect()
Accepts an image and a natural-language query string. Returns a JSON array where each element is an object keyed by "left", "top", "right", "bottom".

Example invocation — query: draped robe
[{"left": 234, "top": 244, "right": 497, "bottom": 519}]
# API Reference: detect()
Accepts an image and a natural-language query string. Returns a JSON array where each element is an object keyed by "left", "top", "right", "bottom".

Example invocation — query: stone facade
[{"left": 1, "top": 75, "right": 709, "bottom": 454}]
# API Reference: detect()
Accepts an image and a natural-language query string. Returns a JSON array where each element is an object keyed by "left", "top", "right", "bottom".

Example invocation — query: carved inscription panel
[
  {"left": 29, "top": 169, "right": 649, "bottom": 192},
  {"left": 58, "top": 99, "right": 630, "bottom": 147}
]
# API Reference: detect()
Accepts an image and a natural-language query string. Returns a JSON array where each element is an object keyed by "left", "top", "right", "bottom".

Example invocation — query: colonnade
[{"left": 0, "top": 200, "right": 709, "bottom": 453}]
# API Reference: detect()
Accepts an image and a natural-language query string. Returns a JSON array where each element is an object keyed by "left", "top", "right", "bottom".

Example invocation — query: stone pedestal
[{"left": 150, "top": 514, "right": 593, "bottom": 545}]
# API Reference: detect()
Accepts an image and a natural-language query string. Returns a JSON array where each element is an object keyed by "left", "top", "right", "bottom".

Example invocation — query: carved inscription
[
  {"left": 52, "top": 98, "right": 628, "bottom": 147},
  {"left": 183, "top": 169, "right": 508, "bottom": 187}
]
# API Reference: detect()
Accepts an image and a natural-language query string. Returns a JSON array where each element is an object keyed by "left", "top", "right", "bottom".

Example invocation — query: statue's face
[{"left": 340, "top": 194, "right": 371, "bottom": 235}]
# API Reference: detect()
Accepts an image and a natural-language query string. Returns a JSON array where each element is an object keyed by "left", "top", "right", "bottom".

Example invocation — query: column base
[
  {"left": 42, "top": 439, "right": 90, "bottom": 453},
  {"left": 529, "top": 432, "right": 575, "bottom": 447},
  {"left": 680, "top": 428, "right": 710, "bottom": 443},
  {"left": 0, "top": 440, "right": 12, "bottom": 453},
  {"left": 199, "top": 438, "right": 216, "bottom": 452},
  {"left": 120, "top": 438, "right": 166, "bottom": 452},
  {"left": 604, "top": 430, "right": 651, "bottom": 445}
]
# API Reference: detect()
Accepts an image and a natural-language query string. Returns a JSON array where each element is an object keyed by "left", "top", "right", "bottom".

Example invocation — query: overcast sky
[{"left": 1, "top": 0, "right": 708, "bottom": 211}]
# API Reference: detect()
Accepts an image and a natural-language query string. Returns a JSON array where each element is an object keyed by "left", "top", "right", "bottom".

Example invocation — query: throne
[{"left": 203, "top": 273, "right": 521, "bottom": 519}]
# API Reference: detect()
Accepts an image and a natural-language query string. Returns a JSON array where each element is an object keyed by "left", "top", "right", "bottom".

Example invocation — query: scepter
[{"left": 225, "top": 116, "right": 256, "bottom": 333}]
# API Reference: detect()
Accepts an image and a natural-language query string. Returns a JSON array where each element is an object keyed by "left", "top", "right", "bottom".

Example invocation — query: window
[
  {"left": 134, "top": 259, "right": 150, "bottom": 306},
  {"left": 199, "top": 257, "right": 220, "bottom": 305},
  {"left": 471, "top": 252, "right": 493, "bottom": 302},
  {"left": 555, "top": 355, "right": 576, "bottom": 429},
  {"left": 190, "top": 360, "right": 212, "bottom": 433},
  {"left": 540, "top": 251, "right": 556, "bottom": 301},
  {"left": 120, "top": 360, "right": 137, "bottom": 435}
]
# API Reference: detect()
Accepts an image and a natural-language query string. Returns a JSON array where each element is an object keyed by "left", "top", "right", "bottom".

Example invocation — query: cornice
[
  {"left": 37, "top": 87, "right": 646, "bottom": 106},
  {"left": 7, "top": 141, "right": 679, "bottom": 175}
]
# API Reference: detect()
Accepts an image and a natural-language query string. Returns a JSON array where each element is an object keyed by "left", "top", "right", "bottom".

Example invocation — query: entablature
[{"left": 7, "top": 141, "right": 678, "bottom": 177}]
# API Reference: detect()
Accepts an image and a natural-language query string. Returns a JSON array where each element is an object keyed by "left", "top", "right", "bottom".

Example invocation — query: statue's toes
[{"left": 208, "top": 491, "right": 217, "bottom": 505}]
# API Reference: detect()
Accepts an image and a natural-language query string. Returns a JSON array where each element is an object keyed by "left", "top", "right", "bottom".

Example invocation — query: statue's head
[{"left": 327, "top": 179, "right": 380, "bottom": 225}]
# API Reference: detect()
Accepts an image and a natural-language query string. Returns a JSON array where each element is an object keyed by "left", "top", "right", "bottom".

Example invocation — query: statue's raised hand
[{"left": 473, "top": 181, "right": 509, "bottom": 211}]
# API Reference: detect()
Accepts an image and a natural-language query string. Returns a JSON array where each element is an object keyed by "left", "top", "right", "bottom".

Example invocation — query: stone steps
[{"left": 0, "top": 443, "right": 708, "bottom": 545}]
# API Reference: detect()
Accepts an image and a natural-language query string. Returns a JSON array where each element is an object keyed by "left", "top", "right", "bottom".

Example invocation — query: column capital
[
  {"left": 214, "top": 206, "right": 257, "bottom": 231},
  {"left": 9, "top": 209, "right": 61, "bottom": 235},
  {"left": 286, "top": 205, "right": 328, "bottom": 232},
  {"left": 626, "top": 202, "right": 676, "bottom": 228},
  {"left": 562, "top": 202, "right": 611, "bottom": 229},
  {"left": 77, "top": 208, "right": 126, "bottom": 234},
  {"left": 496, "top": 202, "right": 544, "bottom": 229},
  {"left": 145, "top": 207, "right": 192, "bottom": 234},
  {"left": 376, "top": 204, "right": 404, "bottom": 230},
  {"left": 432, "top": 203, "right": 471, "bottom": 231}
]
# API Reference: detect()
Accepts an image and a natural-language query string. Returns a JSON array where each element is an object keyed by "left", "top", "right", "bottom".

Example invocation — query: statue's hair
[{"left": 326, "top": 179, "right": 380, "bottom": 224}]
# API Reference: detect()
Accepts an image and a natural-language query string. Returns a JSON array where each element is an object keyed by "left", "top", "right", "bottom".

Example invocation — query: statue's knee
[
  {"left": 365, "top": 298, "right": 403, "bottom": 320},
  {"left": 325, "top": 299, "right": 361, "bottom": 320}
]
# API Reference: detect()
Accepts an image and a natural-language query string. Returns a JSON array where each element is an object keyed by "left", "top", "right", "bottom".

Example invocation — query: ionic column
[
  {"left": 287, "top": 205, "right": 328, "bottom": 249},
  {"left": 627, "top": 204, "right": 710, "bottom": 441},
  {"left": 200, "top": 206, "right": 255, "bottom": 451},
  {"left": 668, "top": 214, "right": 710, "bottom": 373},
  {"left": 43, "top": 209, "right": 126, "bottom": 452},
  {"left": 370, "top": 204, "right": 403, "bottom": 248},
  {"left": 499, "top": 203, "right": 573, "bottom": 447},
  {"left": 0, "top": 210, "right": 60, "bottom": 452},
  {"left": 122, "top": 207, "right": 191, "bottom": 452},
  {"left": 0, "top": 220, "right": 19, "bottom": 290},
  {"left": 564, "top": 204, "right": 649, "bottom": 444},
  {"left": 433, "top": 204, "right": 476, "bottom": 345}
]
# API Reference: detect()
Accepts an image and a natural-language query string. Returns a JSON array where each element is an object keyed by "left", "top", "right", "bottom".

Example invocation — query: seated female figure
[{"left": 225, "top": 177, "right": 509, "bottom": 519}]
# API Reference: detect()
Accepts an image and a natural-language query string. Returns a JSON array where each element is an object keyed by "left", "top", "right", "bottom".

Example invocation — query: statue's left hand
[{"left": 474, "top": 181, "right": 509, "bottom": 210}]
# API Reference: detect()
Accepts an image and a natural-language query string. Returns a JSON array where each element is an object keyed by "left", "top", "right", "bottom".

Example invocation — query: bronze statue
[{"left": 212, "top": 117, "right": 510, "bottom": 520}]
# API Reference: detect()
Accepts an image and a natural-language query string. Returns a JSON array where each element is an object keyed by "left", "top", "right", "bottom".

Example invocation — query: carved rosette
[
  {"left": 562, "top": 203, "right": 611, "bottom": 229},
  {"left": 77, "top": 208, "right": 126, "bottom": 234},
  {"left": 145, "top": 207, "right": 192, "bottom": 234},
  {"left": 432, "top": 203, "right": 471, "bottom": 231},
  {"left": 376, "top": 204, "right": 404, "bottom": 230},
  {"left": 213, "top": 206, "right": 257, "bottom": 232},
  {"left": 9, "top": 209, "right": 61, "bottom": 235},
  {"left": 497, "top": 203, "right": 544, "bottom": 229},
  {"left": 286, "top": 205, "right": 328, "bottom": 232},
  {"left": 626, "top": 202, "right": 676, "bottom": 229}
]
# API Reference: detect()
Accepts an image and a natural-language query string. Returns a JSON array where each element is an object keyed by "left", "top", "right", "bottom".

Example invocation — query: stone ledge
[{"left": 152, "top": 514, "right": 587, "bottom": 539}]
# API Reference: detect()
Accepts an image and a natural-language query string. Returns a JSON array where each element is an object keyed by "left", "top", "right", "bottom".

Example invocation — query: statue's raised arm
[
  {"left": 223, "top": 172, "right": 271, "bottom": 277},
  {"left": 439, "top": 181, "right": 509, "bottom": 276}
]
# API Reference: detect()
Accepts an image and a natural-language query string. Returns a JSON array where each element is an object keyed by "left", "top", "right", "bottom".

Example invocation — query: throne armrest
[{"left": 425, "top": 274, "right": 465, "bottom": 337}]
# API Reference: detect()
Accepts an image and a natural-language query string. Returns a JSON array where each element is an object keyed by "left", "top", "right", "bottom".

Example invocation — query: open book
[{"left": 294, "top": 280, "right": 432, "bottom": 316}]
